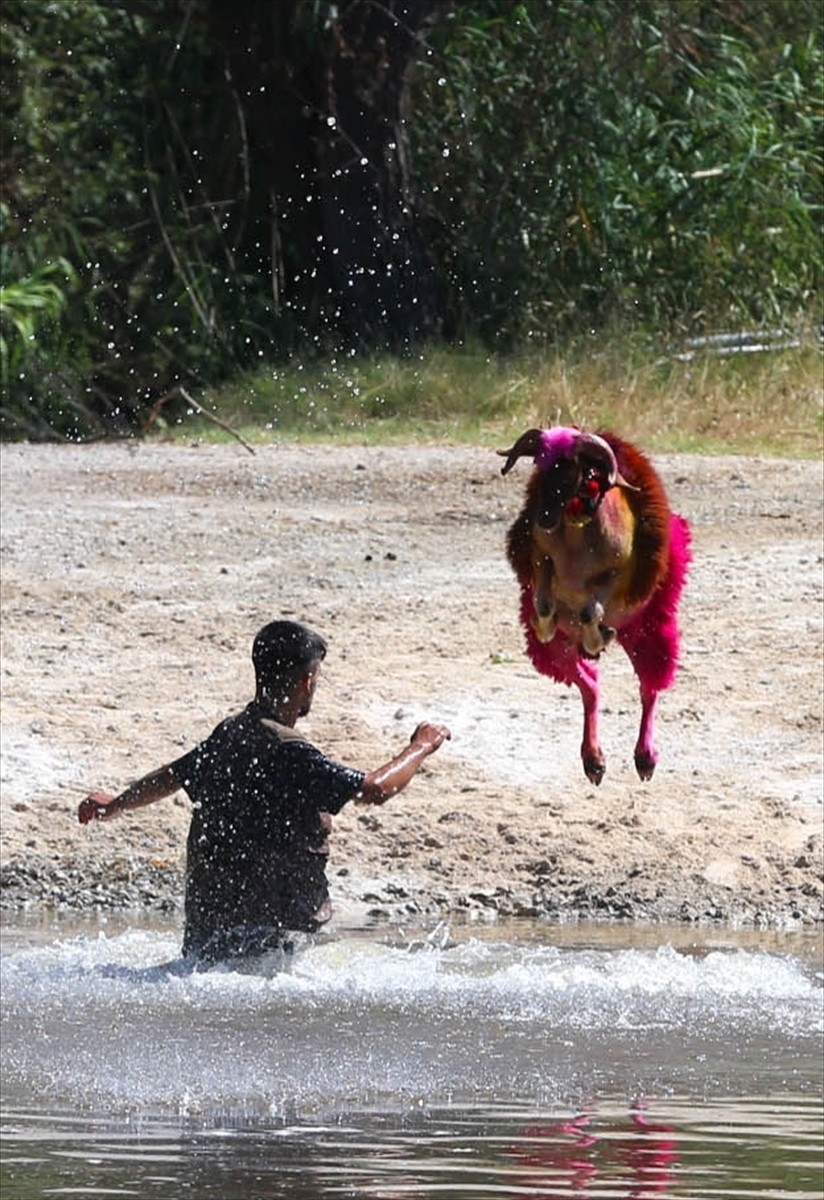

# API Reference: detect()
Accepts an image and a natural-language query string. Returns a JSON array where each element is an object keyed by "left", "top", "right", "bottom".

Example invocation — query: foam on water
[
  {"left": 2, "top": 924, "right": 821, "bottom": 1118},
  {"left": 2, "top": 925, "right": 819, "bottom": 1005}
]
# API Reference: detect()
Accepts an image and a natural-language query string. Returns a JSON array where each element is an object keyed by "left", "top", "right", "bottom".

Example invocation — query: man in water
[{"left": 78, "top": 620, "right": 451, "bottom": 965}]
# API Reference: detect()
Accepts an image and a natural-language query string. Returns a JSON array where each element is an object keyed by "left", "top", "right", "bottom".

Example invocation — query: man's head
[{"left": 252, "top": 621, "right": 327, "bottom": 715}]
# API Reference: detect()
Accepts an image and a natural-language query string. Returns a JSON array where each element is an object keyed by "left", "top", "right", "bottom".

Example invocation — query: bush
[
  {"left": 1, "top": 0, "right": 821, "bottom": 438},
  {"left": 410, "top": 0, "right": 823, "bottom": 344}
]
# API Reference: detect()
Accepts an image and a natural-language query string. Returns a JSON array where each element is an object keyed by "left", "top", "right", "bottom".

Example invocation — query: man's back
[{"left": 171, "top": 701, "right": 364, "bottom": 961}]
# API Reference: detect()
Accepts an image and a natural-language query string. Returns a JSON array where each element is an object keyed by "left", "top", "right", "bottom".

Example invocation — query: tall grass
[{"left": 177, "top": 333, "right": 822, "bottom": 458}]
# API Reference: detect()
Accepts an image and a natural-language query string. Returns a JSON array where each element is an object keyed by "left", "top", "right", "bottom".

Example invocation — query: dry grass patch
[{"left": 187, "top": 337, "right": 822, "bottom": 458}]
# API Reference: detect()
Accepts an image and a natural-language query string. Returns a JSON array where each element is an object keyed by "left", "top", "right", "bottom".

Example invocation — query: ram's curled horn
[
  {"left": 497, "top": 429, "right": 545, "bottom": 475},
  {"left": 575, "top": 431, "right": 638, "bottom": 492}
]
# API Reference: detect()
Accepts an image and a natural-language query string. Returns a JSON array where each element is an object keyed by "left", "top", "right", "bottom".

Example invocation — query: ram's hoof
[
  {"left": 531, "top": 612, "right": 558, "bottom": 644},
  {"left": 583, "top": 754, "right": 605, "bottom": 786},
  {"left": 634, "top": 749, "right": 657, "bottom": 781},
  {"left": 581, "top": 622, "right": 615, "bottom": 659}
]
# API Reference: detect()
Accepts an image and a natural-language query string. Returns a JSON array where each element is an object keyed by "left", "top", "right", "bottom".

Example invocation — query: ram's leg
[
  {"left": 531, "top": 557, "right": 557, "bottom": 643},
  {"left": 621, "top": 623, "right": 668, "bottom": 781},
  {"left": 575, "top": 657, "right": 605, "bottom": 785},
  {"left": 531, "top": 609, "right": 558, "bottom": 643},
  {"left": 522, "top": 602, "right": 605, "bottom": 784},
  {"left": 634, "top": 684, "right": 659, "bottom": 781},
  {"left": 619, "top": 527, "right": 690, "bottom": 781}
]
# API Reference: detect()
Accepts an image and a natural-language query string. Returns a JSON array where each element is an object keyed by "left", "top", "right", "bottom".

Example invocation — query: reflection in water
[
  {"left": 510, "top": 1104, "right": 678, "bottom": 1198},
  {"left": 620, "top": 1108, "right": 679, "bottom": 1198},
  {"left": 5, "top": 1094, "right": 820, "bottom": 1200},
  {"left": 1, "top": 915, "right": 822, "bottom": 1198}
]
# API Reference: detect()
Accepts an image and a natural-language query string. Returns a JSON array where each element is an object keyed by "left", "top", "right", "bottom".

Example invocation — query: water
[{"left": 1, "top": 914, "right": 822, "bottom": 1199}]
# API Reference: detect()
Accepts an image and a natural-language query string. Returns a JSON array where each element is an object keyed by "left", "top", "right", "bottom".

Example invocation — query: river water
[{"left": 1, "top": 913, "right": 821, "bottom": 1199}]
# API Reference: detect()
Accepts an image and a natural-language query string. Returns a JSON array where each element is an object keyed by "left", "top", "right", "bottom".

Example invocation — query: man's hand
[
  {"left": 409, "top": 722, "right": 452, "bottom": 754},
  {"left": 78, "top": 791, "right": 118, "bottom": 824}
]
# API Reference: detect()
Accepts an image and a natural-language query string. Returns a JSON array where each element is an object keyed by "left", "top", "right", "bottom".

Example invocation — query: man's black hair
[{"left": 252, "top": 621, "right": 327, "bottom": 692}]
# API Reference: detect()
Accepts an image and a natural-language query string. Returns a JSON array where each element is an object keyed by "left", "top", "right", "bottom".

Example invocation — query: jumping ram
[{"left": 499, "top": 425, "right": 692, "bottom": 784}]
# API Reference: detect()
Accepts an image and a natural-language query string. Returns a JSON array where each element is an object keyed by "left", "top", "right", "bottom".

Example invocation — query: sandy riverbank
[{"left": 1, "top": 439, "right": 821, "bottom": 930}]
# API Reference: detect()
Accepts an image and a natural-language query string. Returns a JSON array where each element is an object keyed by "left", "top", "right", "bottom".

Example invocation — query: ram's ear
[{"left": 497, "top": 429, "right": 544, "bottom": 475}]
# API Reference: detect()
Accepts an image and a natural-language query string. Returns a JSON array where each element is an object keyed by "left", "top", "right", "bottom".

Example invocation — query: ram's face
[
  {"left": 498, "top": 427, "right": 623, "bottom": 531},
  {"left": 533, "top": 455, "right": 580, "bottom": 531}
]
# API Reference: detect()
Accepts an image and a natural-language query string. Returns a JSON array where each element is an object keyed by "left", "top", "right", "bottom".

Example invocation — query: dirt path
[{"left": 1, "top": 439, "right": 821, "bottom": 927}]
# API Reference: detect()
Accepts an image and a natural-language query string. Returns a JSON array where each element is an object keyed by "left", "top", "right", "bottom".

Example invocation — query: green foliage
[
  {"left": 410, "top": 0, "right": 823, "bottom": 343},
  {"left": 0, "top": 258, "right": 78, "bottom": 442},
  {"left": 0, "top": 248, "right": 72, "bottom": 375},
  {"left": 198, "top": 342, "right": 531, "bottom": 440},
  {"left": 0, "top": 0, "right": 821, "bottom": 439},
  {"left": 0, "top": 0, "right": 284, "bottom": 438},
  {"left": 2, "top": 0, "right": 153, "bottom": 435}
]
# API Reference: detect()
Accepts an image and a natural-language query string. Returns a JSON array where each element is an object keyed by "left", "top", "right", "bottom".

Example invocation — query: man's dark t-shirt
[{"left": 170, "top": 701, "right": 365, "bottom": 962}]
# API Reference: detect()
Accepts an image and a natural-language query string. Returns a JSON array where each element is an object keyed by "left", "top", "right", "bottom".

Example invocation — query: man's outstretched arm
[
  {"left": 78, "top": 764, "right": 182, "bottom": 824},
  {"left": 356, "top": 722, "right": 451, "bottom": 807}
]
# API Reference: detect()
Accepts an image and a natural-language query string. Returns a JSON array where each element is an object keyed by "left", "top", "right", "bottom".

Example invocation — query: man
[{"left": 78, "top": 620, "right": 451, "bottom": 964}]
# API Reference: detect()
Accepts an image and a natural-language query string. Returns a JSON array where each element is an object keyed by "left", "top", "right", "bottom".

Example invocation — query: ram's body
[{"left": 500, "top": 426, "right": 691, "bottom": 783}]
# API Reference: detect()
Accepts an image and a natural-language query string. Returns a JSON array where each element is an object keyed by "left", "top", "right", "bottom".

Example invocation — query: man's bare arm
[
  {"left": 78, "top": 764, "right": 182, "bottom": 824},
  {"left": 356, "top": 722, "right": 451, "bottom": 806}
]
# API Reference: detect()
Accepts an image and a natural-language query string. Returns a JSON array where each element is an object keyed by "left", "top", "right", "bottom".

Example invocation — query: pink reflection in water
[{"left": 509, "top": 1101, "right": 678, "bottom": 1198}]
